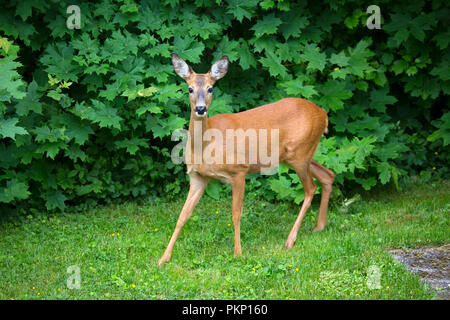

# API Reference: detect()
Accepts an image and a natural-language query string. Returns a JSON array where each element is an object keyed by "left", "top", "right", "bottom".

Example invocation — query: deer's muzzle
[{"left": 195, "top": 106, "right": 207, "bottom": 117}]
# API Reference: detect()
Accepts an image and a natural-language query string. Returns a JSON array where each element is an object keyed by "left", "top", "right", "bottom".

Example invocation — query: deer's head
[{"left": 171, "top": 53, "right": 229, "bottom": 118}]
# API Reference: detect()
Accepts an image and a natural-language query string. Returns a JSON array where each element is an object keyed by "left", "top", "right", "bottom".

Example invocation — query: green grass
[{"left": 0, "top": 179, "right": 448, "bottom": 300}]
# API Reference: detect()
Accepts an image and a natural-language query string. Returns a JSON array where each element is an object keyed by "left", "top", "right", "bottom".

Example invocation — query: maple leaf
[
  {"left": 376, "top": 162, "right": 392, "bottom": 184},
  {"left": 186, "top": 15, "right": 223, "bottom": 40},
  {"left": 94, "top": 0, "right": 116, "bottom": 21},
  {"left": 384, "top": 13, "right": 411, "bottom": 46},
  {"left": 300, "top": 25, "right": 323, "bottom": 43},
  {"left": 330, "top": 51, "right": 349, "bottom": 67},
  {"left": 315, "top": 81, "right": 352, "bottom": 111},
  {"left": 410, "top": 14, "right": 437, "bottom": 42},
  {"left": 325, "top": 153, "right": 347, "bottom": 174},
  {"left": 0, "top": 14, "right": 36, "bottom": 46},
  {"left": 212, "top": 36, "right": 240, "bottom": 62},
  {"left": 122, "top": 85, "right": 157, "bottom": 101},
  {"left": 356, "top": 177, "right": 377, "bottom": 190},
  {"left": 279, "top": 12, "right": 309, "bottom": 40},
  {"left": 0, "top": 37, "right": 12, "bottom": 55},
  {"left": 115, "top": 138, "right": 149, "bottom": 155},
  {"left": 15, "top": 80, "right": 42, "bottom": 116},
  {"left": 154, "top": 83, "right": 182, "bottom": 104},
  {"left": 145, "top": 115, "right": 166, "bottom": 139},
  {"left": 146, "top": 43, "right": 171, "bottom": 58},
  {"left": 391, "top": 60, "right": 407, "bottom": 75},
  {"left": 35, "top": 141, "right": 67, "bottom": 159},
  {"left": 173, "top": 36, "right": 205, "bottom": 64},
  {"left": 15, "top": 0, "right": 35, "bottom": 21},
  {"left": 300, "top": 43, "right": 327, "bottom": 72},
  {"left": 89, "top": 100, "right": 123, "bottom": 130},
  {"left": 58, "top": 115, "right": 95, "bottom": 145},
  {"left": 33, "top": 126, "right": 67, "bottom": 143},
  {"left": 144, "top": 63, "right": 172, "bottom": 83},
  {"left": 428, "top": 112, "right": 450, "bottom": 146},
  {"left": 111, "top": 56, "right": 145, "bottom": 90},
  {"left": 236, "top": 40, "right": 257, "bottom": 70},
  {"left": 276, "top": 40, "right": 302, "bottom": 62},
  {"left": 346, "top": 39, "right": 375, "bottom": 77},
  {"left": 0, "top": 58, "right": 26, "bottom": 101},
  {"left": 317, "top": 9, "right": 341, "bottom": 32},
  {"left": 102, "top": 30, "right": 139, "bottom": 64},
  {"left": 138, "top": 6, "right": 163, "bottom": 31},
  {"left": 136, "top": 103, "right": 162, "bottom": 117},
  {"left": 433, "top": 31, "right": 450, "bottom": 49},
  {"left": 251, "top": 14, "right": 282, "bottom": 38},
  {"left": 430, "top": 60, "right": 450, "bottom": 81},
  {"left": 279, "top": 75, "right": 318, "bottom": 98},
  {"left": 47, "top": 15, "right": 71, "bottom": 39},
  {"left": 330, "top": 67, "right": 350, "bottom": 80},
  {"left": 44, "top": 190, "right": 67, "bottom": 210},
  {"left": 260, "top": 51, "right": 288, "bottom": 79},
  {"left": 374, "top": 142, "right": 408, "bottom": 162},
  {"left": 369, "top": 88, "right": 398, "bottom": 112},
  {"left": 208, "top": 92, "right": 234, "bottom": 116},
  {"left": 81, "top": 74, "right": 104, "bottom": 93},
  {"left": 99, "top": 82, "right": 121, "bottom": 101},
  {"left": 205, "top": 180, "right": 221, "bottom": 200},
  {"left": 226, "top": 0, "right": 258, "bottom": 22},
  {"left": 0, "top": 117, "right": 28, "bottom": 140},
  {"left": 72, "top": 33, "right": 100, "bottom": 63},
  {"left": 249, "top": 36, "right": 278, "bottom": 54},
  {"left": 40, "top": 43, "right": 80, "bottom": 81},
  {"left": 344, "top": 9, "right": 364, "bottom": 29},
  {"left": 65, "top": 145, "right": 87, "bottom": 162},
  {"left": 166, "top": 114, "right": 187, "bottom": 131},
  {"left": 270, "top": 176, "right": 293, "bottom": 199},
  {"left": 0, "top": 179, "right": 30, "bottom": 203}
]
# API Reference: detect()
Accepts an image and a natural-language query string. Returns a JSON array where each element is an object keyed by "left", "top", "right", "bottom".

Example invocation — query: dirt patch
[{"left": 390, "top": 244, "right": 450, "bottom": 299}]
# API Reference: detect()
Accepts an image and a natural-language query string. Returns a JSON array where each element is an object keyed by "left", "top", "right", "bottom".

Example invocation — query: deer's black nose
[{"left": 195, "top": 106, "right": 207, "bottom": 115}]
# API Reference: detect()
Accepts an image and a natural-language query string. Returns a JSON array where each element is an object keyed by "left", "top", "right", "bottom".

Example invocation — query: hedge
[{"left": 0, "top": 0, "right": 448, "bottom": 212}]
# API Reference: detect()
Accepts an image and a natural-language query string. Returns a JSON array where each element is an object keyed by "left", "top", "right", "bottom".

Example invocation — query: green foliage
[
  {"left": 428, "top": 111, "right": 450, "bottom": 147},
  {"left": 0, "top": 0, "right": 448, "bottom": 212},
  {"left": 0, "top": 118, "right": 28, "bottom": 140}
]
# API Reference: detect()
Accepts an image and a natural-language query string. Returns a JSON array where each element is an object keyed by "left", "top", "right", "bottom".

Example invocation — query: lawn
[{"left": 0, "top": 178, "right": 448, "bottom": 300}]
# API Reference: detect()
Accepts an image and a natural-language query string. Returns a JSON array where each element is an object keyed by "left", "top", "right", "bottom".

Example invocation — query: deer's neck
[{"left": 187, "top": 113, "right": 210, "bottom": 161}]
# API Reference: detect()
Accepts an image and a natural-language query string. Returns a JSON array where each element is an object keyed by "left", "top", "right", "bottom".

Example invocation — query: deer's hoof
[
  {"left": 157, "top": 256, "right": 170, "bottom": 267},
  {"left": 284, "top": 237, "right": 296, "bottom": 250},
  {"left": 313, "top": 225, "right": 325, "bottom": 232}
]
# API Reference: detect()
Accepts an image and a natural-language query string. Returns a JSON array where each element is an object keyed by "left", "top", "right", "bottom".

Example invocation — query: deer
[{"left": 157, "top": 53, "right": 335, "bottom": 266}]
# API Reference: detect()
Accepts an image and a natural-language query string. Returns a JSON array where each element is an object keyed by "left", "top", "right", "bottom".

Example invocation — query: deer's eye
[
  {"left": 189, "top": 87, "right": 194, "bottom": 94},
  {"left": 207, "top": 87, "right": 213, "bottom": 94}
]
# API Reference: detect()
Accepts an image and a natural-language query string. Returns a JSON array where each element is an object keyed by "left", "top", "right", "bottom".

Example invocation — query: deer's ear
[
  {"left": 209, "top": 56, "right": 229, "bottom": 81},
  {"left": 171, "top": 53, "right": 193, "bottom": 80}
]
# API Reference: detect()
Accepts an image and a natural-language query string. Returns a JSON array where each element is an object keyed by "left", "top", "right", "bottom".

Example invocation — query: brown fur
[{"left": 158, "top": 54, "right": 335, "bottom": 266}]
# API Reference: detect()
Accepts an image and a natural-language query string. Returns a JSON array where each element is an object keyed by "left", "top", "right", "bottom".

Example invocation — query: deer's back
[{"left": 209, "top": 97, "right": 328, "bottom": 140}]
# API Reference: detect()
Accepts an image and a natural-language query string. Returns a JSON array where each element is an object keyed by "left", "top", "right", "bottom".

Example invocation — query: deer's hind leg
[
  {"left": 284, "top": 158, "right": 317, "bottom": 249},
  {"left": 310, "top": 159, "right": 335, "bottom": 231}
]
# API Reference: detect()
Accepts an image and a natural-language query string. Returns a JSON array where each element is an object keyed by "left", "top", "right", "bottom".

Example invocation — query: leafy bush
[{"left": 0, "top": 0, "right": 448, "bottom": 212}]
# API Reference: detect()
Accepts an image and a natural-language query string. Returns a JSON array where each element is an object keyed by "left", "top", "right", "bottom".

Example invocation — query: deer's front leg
[
  {"left": 231, "top": 174, "right": 246, "bottom": 257},
  {"left": 157, "top": 172, "right": 209, "bottom": 266}
]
